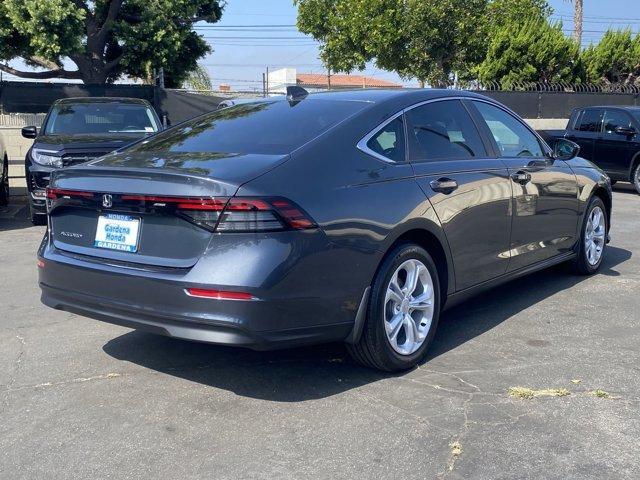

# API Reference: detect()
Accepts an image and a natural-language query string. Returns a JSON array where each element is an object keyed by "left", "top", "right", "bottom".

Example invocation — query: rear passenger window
[
  {"left": 576, "top": 109, "right": 603, "bottom": 132},
  {"left": 366, "top": 116, "right": 406, "bottom": 162},
  {"left": 473, "top": 101, "right": 544, "bottom": 158},
  {"left": 602, "top": 109, "right": 632, "bottom": 134},
  {"left": 406, "top": 100, "right": 486, "bottom": 161}
]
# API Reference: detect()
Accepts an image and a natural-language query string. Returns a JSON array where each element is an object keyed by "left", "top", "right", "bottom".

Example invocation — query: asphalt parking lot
[{"left": 1, "top": 187, "right": 639, "bottom": 480}]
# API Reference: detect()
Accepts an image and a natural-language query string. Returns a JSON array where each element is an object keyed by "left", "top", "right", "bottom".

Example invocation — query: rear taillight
[
  {"left": 46, "top": 188, "right": 94, "bottom": 200},
  {"left": 120, "top": 194, "right": 316, "bottom": 233},
  {"left": 180, "top": 197, "right": 316, "bottom": 233}
]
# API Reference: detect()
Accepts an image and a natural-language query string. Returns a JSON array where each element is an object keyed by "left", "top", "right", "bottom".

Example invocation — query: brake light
[
  {"left": 174, "top": 197, "right": 316, "bottom": 233},
  {"left": 185, "top": 288, "right": 255, "bottom": 301},
  {"left": 46, "top": 188, "right": 94, "bottom": 200}
]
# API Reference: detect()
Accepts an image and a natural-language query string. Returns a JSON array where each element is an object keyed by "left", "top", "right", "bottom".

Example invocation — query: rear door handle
[
  {"left": 510, "top": 171, "right": 532, "bottom": 184},
  {"left": 429, "top": 178, "right": 458, "bottom": 193}
]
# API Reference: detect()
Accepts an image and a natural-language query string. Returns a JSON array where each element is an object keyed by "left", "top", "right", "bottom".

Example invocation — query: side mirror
[
  {"left": 614, "top": 125, "right": 636, "bottom": 136},
  {"left": 553, "top": 138, "right": 580, "bottom": 161},
  {"left": 21, "top": 126, "right": 38, "bottom": 139}
]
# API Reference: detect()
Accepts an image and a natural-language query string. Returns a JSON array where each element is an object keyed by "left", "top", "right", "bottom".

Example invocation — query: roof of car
[
  {"left": 304, "top": 88, "right": 488, "bottom": 104},
  {"left": 53, "top": 97, "right": 152, "bottom": 105}
]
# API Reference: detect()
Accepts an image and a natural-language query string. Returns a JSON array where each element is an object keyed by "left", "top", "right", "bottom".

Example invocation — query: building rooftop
[{"left": 296, "top": 73, "right": 403, "bottom": 89}]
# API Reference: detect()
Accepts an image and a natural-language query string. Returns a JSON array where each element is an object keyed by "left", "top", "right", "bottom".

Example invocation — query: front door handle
[
  {"left": 429, "top": 178, "right": 458, "bottom": 193},
  {"left": 510, "top": 171, "right": 532, "bottom": 184}
]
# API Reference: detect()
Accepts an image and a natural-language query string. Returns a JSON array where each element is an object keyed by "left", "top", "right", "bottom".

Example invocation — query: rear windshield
[
  {"left": 128, "top": 99, "right": 368, "bottom": 155},
  {"left": 45, "top": 103, "right": 159, "bottom": 135}
]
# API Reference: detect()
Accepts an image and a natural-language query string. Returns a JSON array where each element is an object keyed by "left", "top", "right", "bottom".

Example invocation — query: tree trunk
[{"left": 573, "top": 0, "right": 583, "bottom": 45}]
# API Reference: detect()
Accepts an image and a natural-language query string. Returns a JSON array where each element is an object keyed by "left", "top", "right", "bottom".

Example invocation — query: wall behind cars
[{"left": 2, "top": 81, "right": 640, "bottom": 195}]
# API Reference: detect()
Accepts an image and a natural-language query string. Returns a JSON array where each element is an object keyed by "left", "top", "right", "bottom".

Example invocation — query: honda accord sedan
[{"left": 38, "top": 88, "right": 611, "bottom": 371}]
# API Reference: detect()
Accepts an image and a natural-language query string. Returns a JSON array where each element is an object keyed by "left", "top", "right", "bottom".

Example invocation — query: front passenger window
[{"left": 473, "top": 101, "right": 544, "bottom": 158}]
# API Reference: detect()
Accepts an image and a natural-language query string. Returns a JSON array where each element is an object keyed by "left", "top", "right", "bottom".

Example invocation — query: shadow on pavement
[
  {"left": 0, "top": 200, "right": 34, "bottom": 232},
  {"left": 612, "top": 183, "right": 638, "bottom": 195},
  {"left": 102, "top": 246, "right": 631, "bottom": 402},
  {"left": 428, "top": 245, "right": 630, "bottom": 361}
]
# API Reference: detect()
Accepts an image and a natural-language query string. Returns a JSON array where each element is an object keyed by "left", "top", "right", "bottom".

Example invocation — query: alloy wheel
[
  {"left": 585, "top": 205, "right": 606, "bottom": 266},
  {"left": 384, "top": 259, "right": 435, "bottom": 355}
]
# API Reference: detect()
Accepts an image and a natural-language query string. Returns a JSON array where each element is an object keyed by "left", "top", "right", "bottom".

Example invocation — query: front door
[
  {"left": 406, "top": 99, "right": 513, "bottom": 291},
  {"left": 469, "top": 100, "right": 580, "bottom": 272}
]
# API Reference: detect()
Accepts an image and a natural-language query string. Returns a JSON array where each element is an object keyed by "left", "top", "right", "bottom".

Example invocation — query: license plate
[{"left": 94, "top": 214, "right": 141, "bottom": 253}]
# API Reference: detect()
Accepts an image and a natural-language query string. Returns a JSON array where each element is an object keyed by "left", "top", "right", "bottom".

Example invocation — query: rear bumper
[
  {"left": 40, "top": 284, "right": 351, "bottom": 350},
  {"left": 38, "top": 232, "right": 366, "bottom": 350}
]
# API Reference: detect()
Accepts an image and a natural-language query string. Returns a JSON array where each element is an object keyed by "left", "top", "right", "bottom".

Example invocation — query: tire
[
  {"left": 347, "top": 244, "right": 441, "bottom": 372},
  {"left": 573, "top": 196, "right": 607, "bottom": 275},
  {"left": 0, "top": 157, "right": 9, "bottom": 207},
  {"left": 29, "top": 202, "right": 46, "bottom": 226},
  {"left": 633, "top": 163, "right": 640, "bottom": 194}
]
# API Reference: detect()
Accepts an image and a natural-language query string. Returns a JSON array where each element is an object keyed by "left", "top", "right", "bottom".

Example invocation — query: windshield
[
  {"left": 44, "top": 103, "right": 159, "bottom": 135},
  {"left": 128, "top": 99, "right": 368, "bottom": 155}
]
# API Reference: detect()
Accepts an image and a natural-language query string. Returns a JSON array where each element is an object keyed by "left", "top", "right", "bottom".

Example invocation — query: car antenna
[{"left": 286, "top": 86, "right": 309, "bottom": 105}]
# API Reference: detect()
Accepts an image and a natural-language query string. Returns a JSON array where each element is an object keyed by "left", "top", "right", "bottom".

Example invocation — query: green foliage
[
  {"left": 0, "top": 0, "right": 224, "bottom": 85},
  {"left": 296, "top": 0, "right": 488, "bottom": 87},
  {"left": 477, "top": 19, "right": 582, "bottom": 86},
  {"left": 486, "top": 0, "right": 552, "bottom": 32},
  {"left": 581, "top": 30, "right": 640, "bottom": 85},
  {"left": 182, "top": 63, "right": 214, "bottom": 91}
]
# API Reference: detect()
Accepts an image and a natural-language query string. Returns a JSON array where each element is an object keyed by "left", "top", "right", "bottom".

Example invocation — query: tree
[
  {"left": 581, "top": 30, "right": 640, "bottom": 85},
  {"left": 486, "top": 0, "right": 552, "bottom": 33},
  {"left": 295, "top": 0, "right": 488, "bottom": 88},
  {"left": 0, "top": 1, "right": 224, "bottom": 85},
  {"left": 182, "top": 64, "right": 213, "bottom": 91},
  {"left": 477, "top": 19, "right": 582, "bottom": 86}
]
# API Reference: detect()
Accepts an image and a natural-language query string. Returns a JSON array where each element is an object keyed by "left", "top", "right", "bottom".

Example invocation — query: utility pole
[{"left": 327, "top": 68, "right": 331, "bottom": 91}]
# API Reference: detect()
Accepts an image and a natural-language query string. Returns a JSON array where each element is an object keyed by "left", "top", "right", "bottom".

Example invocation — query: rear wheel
[
  {"left": 347, "top": 244, "right": 441, "bottom": 372},
  {"left": 633, "top": 164, "right": 640, "bottom": 194},
  {"left": 573, "top": 196, "right": 607, "bottom": 275},
  {"left": 0, "top": 157, "right": 8, "bottom": 206}
]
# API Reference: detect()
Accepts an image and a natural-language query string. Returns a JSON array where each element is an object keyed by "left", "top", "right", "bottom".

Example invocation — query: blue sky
[
  {"left": 6, "top": 0, "right": 640, "bottom": 87},
  {"left": 198, "top": 0, "right": 640, "bottom": 90}
]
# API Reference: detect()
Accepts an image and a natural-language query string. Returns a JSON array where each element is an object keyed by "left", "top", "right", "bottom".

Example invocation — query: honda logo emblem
[{"left": 102, "top": 194, "right": 113, "bottom": 208}]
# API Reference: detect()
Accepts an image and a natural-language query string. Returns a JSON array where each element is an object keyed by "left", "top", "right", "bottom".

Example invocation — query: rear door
[
  {"left": 469, "top": 100, "right": 579, "bottom": 272},
  {"left": 565, "top": 108, "right": 602, "bottom": 162},
  {"left": 407, "top": 99, "right": 512, "bottom": 291},
  {"left": 594, "top": 108, "right": 639, "bottom": 178}
]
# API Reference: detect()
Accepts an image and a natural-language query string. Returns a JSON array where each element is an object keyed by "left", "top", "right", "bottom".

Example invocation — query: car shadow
[
  {"left": 612, "top": 183, "right": 638, "bottom": 195},
  {"left": 0, "top": 201, "right": 35, "bottom": 232},
  {"left": 102, "top": 246, "right": 631, "bottom": 402}
]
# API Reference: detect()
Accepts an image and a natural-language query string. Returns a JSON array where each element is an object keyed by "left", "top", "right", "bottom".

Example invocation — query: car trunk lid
[{"left": 47, "top": 151, "right": 289, "bottom": 268}]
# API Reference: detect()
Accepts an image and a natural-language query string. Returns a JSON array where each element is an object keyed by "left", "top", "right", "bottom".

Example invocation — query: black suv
[
  {"left": 540, "top": 106, "right": 640, "bottom": 192},
  {"left": 22, "top": 97, "right": 161, "bottom": 224}
]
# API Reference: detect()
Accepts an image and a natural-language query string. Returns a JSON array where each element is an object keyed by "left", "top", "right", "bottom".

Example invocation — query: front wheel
[
  {"left": 573, "top": 196, "right": 608, "bottom": 275},
  {"left": 347, "top": 244, "right": 441, "bottom": 372}
]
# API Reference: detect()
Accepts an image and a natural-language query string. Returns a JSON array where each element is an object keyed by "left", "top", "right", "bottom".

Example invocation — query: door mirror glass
[
  {"left": 553, "top": 138, "right": 580, "bottom": 160},
  {"left": 614, "top": 125, "right": 636, "bottom": 136},
  {"left": 21, "top": 126, "right": 38, "bottom": 139}
]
